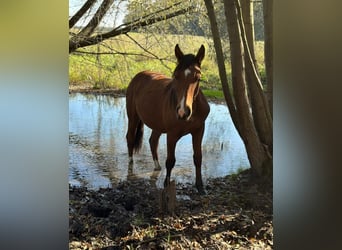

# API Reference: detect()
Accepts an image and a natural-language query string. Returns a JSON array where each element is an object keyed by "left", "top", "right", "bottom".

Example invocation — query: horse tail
[{"left": 133, "top": 119, "right": 144, "bottom": 153}]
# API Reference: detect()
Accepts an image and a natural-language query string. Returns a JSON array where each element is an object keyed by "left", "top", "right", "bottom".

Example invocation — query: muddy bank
[
  {"left": 68, "top": 82, "right": 225, "bottom": 104},
  {"left": 69, "top": 169, "right": 272, "bottom": 249}
]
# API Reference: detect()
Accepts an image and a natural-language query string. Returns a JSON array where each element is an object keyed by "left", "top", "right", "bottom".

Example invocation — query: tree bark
[
  {"left": 77, "top": 0, "right": 115, "bottom": 38},
  {"left": 223, "top": 0, "right": 271, "bottom": 176},
  {"left": 241, "top": 0, "right": 257, "bottom": 66},
  {"left": 69, "top": 0, "right": 97, "bottom": 29},
  {"left": 203, "top": 0, "right": 240, "bottom": 132},
  {"left": 235, "top": 0, "right": 273, "bottom": 153},
  {"left": 263, "top": 0, "right": 273, "bottom": 117}
]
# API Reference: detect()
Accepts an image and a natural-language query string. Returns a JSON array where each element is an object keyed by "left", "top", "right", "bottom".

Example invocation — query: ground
[
  {"left": 69, "top": 169, "right": 272, "bottom": 250},
  {"left": 69, "top": 85, "right": 273, "bottom": 249}
]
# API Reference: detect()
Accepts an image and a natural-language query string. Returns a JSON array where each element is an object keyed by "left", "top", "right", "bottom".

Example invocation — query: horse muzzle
[{"left": 177, "top": 105, "right": 192, "bottom": 120}]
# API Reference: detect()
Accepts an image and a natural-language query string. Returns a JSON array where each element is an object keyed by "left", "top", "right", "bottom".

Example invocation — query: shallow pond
[{"left": 69, "top": 93, "right": 249, "bottom": 190}]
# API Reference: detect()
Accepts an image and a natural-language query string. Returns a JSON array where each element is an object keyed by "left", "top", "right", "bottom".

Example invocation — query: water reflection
[{"left": 69, "top": 93, "right": 249, "bottom": 189}]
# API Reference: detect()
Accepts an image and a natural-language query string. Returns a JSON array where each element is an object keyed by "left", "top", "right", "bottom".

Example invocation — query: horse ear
[
  {"left": 196, "top": 45, "right": 205, "bottom": 64},
  {"left": 175, "top": 44, "right": 184, "bottom": 62}
]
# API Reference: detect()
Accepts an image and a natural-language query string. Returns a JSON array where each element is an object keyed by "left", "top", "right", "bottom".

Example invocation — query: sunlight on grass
[{"left": 69, "top": 32, "right": 265, "bottom": 96}]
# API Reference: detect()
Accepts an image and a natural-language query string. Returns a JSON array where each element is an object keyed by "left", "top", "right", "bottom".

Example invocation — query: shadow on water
[{"left": 69, "top": 93, "right": 249, "bottom": 190}]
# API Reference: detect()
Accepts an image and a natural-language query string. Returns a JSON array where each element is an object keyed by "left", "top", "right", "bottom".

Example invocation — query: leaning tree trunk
[
  {"left": 241, "top": 0, "right": 257, "bottom": 67},
  {"left": 203, "top": 0, "right": 240, "bottom": 133},
  {"left": 235, "top": 0, "right": 273, "bottom": 153},
  {"left": 263, "top": 0, "right": 273, "bottom": 117},
  {"left": 223, "top": 0, "right": 272, "bottom": 176}
]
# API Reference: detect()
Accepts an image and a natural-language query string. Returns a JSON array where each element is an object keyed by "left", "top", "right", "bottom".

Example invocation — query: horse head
[{"left": 173, "top": 44, "right": 205, "bottom": 121}]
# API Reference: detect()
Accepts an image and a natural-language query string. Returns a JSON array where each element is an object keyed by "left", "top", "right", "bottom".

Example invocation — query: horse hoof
[{"left": 153, "top": 160, "right": 161, "bottom": 171}]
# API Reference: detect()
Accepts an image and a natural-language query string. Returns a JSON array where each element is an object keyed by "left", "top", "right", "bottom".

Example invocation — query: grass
[
  {"left": 69, "top": 32, "right": 264, "bottom": 99},
  {"left": 202, "top": 89, "right": 225, "bottom": 100}
]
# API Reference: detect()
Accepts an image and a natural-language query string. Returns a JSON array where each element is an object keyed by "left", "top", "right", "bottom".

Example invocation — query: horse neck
[{"left": 166, "top": 78, "right": 179, "bottom": 109}]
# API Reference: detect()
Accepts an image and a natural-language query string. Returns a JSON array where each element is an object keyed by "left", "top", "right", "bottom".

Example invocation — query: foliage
[
  {"left": 123, "top": 0, "right": 263, "bottom": 39},
  {"left": 124, "top": 0, "right": 209, "bottom": 36},
  {"left": 69, "top": 32, "right": 265, "bottom": 97}
]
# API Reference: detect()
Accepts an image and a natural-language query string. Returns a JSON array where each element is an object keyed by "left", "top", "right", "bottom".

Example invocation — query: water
[{"left": 69, "top": 93, "right": 249, "bottom": 189}]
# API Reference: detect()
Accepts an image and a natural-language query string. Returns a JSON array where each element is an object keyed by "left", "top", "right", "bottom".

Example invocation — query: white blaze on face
[
  {"left": 184, "top": 68, "right": 191, "bottom": 77},
  {"left": 177, "top": 95, "right": 186, "bottom": 118}
]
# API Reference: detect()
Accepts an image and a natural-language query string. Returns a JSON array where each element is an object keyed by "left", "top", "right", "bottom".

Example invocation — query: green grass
[
  {"left": 202, "top": 89, "right": 224, "bottom": 99},
  {"left": 69, "top": 32, "right": 264, "bottom": 100}
]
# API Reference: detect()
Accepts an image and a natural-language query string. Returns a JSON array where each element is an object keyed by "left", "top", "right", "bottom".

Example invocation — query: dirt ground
[
  {"left": 69, "top": 169, "right": 272, "bottom": 249},
  {"left": 69, "top": 86, "right": 273, "bottom": 249}
]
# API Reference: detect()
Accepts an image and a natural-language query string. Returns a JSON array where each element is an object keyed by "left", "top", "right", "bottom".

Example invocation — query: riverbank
[
  {"left": 69, "top": 82, "right": 226, "bottom": 104},
  {"left": 69, "top": 169, "right": 272, "bottom": 249}
]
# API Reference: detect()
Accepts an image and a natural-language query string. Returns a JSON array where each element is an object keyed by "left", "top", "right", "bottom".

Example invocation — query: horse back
[{"left": 126, "top": 71, "right": 172, "bottom": 131}]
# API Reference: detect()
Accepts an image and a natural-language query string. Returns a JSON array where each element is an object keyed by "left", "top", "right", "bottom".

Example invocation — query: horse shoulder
[{"left": 196, "top": 90, "right": 210, "bottom": 119}]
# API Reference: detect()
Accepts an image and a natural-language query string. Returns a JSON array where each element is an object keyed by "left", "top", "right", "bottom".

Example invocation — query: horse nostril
[
  {"left": 184, "top": 106, "right": 191, "bottom": 118},
  {"left": 177, "top": 106, "right": 191, "bottom": 120}
]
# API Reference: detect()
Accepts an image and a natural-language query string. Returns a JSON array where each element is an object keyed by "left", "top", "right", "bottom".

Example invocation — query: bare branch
[
  {"left": 114, "top": 1, "right": 184, "bottom": 32},
  {"left": 77, "top": 0, "right": 115, "bottom": 38},
  {"left": 125, "top": 33, "right": 173, "bottom": 72},
  {"left": 70, "top": 5, "right": 194, "bottom": 53},
  {"left": 73, "top": 50, "right": 169, "bottom": 61},
  {"left": 69, "top": 0, "right": 97, "bottom": 29}
]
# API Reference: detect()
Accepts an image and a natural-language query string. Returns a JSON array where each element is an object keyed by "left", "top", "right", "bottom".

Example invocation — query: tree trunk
[
  {"left": 263, "top": 0, "right": 273, "bottom": 117},
  {"left": 241, "top": 0, "right": 257, "bottom": 67},
  {"left": 69, "top": 0, "right": 97, "bottom": 29},
  {"left": 223, "top": 0, "right": 272, "bottom": 176},
  {"left": 203, "top": 0, "right": 240, "bottom": 132},
  {"left": 235, "top": 0, "right": 273, "bottom": 153}
]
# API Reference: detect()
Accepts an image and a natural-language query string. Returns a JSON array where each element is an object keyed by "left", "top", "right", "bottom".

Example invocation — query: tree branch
[
  {"left": 69, "top": 0, "right": 97, "bottom": 29},
  {"left": 77, "top": 0, "right": 115, "bottom": 38},
  {"left": 69, "top": 5, "right": 194, "bottom": 53},
  {"left": 124, "top": 33, "right": 173, "bottom": 72}
]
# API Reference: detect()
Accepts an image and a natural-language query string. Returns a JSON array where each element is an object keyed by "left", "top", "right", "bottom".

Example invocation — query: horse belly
[{"left": 136, "top": 99, "right": 166, "bottom": 133}]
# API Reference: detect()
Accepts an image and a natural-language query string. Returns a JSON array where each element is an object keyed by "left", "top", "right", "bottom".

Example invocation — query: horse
[{"left": 125, "top": 44, "right": 210, "bottom": 194}]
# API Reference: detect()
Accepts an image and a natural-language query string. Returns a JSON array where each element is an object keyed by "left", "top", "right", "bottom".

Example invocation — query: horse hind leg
[
  {"left": 126, "top": 113, "right": 143, "bottom": 163},
  {"left": 149, "top": 130, "right": 162, "bottom": 170}
]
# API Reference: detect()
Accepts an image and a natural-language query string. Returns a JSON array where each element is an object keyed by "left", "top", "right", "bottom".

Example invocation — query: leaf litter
[{"left": 69, "top": 169, "right": 272, "bottom": 249}]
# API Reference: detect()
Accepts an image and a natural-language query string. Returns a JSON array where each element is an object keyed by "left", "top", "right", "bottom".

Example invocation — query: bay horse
[{"left": 126, "top": 44, "right": 210, "bottom": 194}]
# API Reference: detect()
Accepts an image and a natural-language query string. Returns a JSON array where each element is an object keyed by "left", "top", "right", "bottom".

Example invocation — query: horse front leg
[
  {"left": 149, "top": 130, "right": 162, "bottom": 170},
  {"left": 192, "top": 125, "right": 205, "bottom": 194},
  {"left": 164, "top": 134, "right": 179, "bottom": 188}
]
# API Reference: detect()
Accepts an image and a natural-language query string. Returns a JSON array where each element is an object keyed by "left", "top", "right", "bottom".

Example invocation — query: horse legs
[
  {"left": 164, "top": 133, "right": 179, "bottom": 188},
  {"left": 192, "top": 125, "right": 205, "bottom": 194},
  {"left": 149, "top": 130, "right": 162, "bottom": 170}
]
